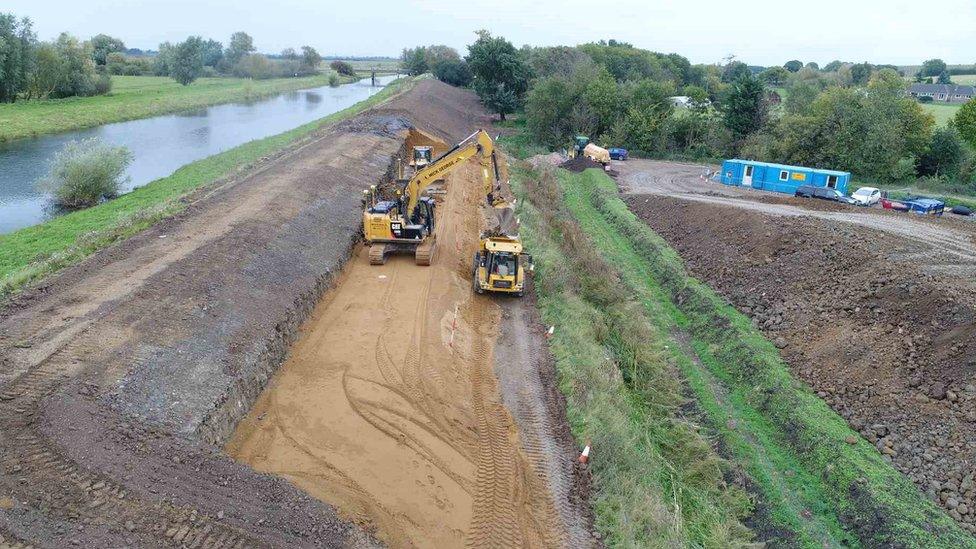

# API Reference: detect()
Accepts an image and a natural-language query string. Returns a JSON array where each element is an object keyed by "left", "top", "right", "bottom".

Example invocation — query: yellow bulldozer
[{"left": 362, "top": 130, "right": 528, "bottom": 291}]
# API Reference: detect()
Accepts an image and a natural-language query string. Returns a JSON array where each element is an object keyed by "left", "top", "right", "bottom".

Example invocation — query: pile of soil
[
  {"left": 560, "top": 156, "right": 604, "bottom": 173},
  {"left": 373, "top": 78, "right": 495, "bottom": 144},
  {"left": 625, "top": 195, "right": 976, "bottom": 532}
]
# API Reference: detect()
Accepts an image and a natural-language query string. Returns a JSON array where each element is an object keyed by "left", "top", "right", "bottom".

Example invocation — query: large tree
[
  {"left": 919, "top": 126, "right": 967, "bottom": 179},
  {"left": 300, "top": 46, "right": 320, "bottom": 72},
  {"left": 200, "top": 39, "right": 223, "bottom": 67},
  {"left": 89, "top": 33, "right": 124, "bottom": 65},
  {"left": 921, "top": 58, "right": 947, "bottom": 78},
  {"left": 433, "top": 59, "right": 472, "bottom": 87},
  {"left": 721, "top": 60, "right": 752, "bottom": 83},
  {"left": 956, "top": 99, "right": 976, "bottom": 149},
  {"left": 225, "top": 31, "right": 255, "bottom": 65},
  {"left": 721, "top": 74, "right": 767, "bottom": 142},
  {"left": 465, "top": 30, "right": 529, "bottom": 120},
  {"left": 784, "top": 60, "right": 803, "bottom": 72},
  {"left": 0, "top": 14, "right": 37, "bottom": 102},
  {"left": 400, "top": 46, "right": 428, "bottom": 76},
  {"left": 170, "top": 36, "right": 203, "bottom": 85},
  {"left": 759, "top": 66, "right": 789, "bottom": 86}
]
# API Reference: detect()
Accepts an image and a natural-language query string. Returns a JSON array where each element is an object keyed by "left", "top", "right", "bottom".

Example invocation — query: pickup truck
[{"left": 880, "top": 195, "right": 945, "bottom": 216}]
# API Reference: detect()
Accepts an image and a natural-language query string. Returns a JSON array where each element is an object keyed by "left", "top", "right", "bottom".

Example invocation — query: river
[{"left": 0, "top": 74, "right": 398, "bottom": 234}]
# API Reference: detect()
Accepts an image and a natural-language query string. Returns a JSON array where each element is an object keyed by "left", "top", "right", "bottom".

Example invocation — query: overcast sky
[{"left": 7, "top": 0, "right": 975, "bottom": 66}]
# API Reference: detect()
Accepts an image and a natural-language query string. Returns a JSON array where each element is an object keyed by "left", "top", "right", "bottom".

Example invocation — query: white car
[{"left": 851, "top": 187, "right": 882, "bottom": 206}]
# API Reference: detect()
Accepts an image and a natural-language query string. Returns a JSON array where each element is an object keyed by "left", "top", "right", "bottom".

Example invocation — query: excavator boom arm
[{"left": 403, "top": 130, "right": 499, "bottom": 215}]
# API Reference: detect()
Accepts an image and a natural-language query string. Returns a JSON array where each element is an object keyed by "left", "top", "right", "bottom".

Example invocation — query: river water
[{"left": 0, "top": 75, "right": 398, "bottom": 234}]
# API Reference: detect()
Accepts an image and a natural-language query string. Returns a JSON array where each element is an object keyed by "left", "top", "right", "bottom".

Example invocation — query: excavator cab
[
  {"left": 472, "top": 236, "right": 531, "bottom": 297},
  {"left": 411, "top": 146, "right": 433, "bottom": 169}
]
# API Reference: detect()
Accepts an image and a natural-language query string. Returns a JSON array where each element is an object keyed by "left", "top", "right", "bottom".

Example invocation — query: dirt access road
[
  {"left": 617, "top": 159, "right": 976, "bottom": 269},
  {"left": 0, "top": 79, "right": 589, "bottom": 548},
  {"left": 228, "top": 144, "right": 592, "bottom": 546},
  {"left": 619, "top": 159, "right": 976, "bottom": 533}
]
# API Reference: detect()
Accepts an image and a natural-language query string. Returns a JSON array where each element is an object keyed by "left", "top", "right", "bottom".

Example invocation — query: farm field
[
  {"left": 922, "top": 101, "right": 962, "bottom": 126},
  {"left": 0, "top": 72, "right": 355, "bottom": 141}
]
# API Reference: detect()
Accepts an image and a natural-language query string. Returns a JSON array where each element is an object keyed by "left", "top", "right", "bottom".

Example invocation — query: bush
[
  {"left": 919, "top": 95, "right": 934, "bottom": 103},
  {"left": 93, "top": 74, "right": 112, "bottom": 95},
  {"left": 328, "top": 72, "right": 340, "bottom": 87},
  {"left": 37, "top": 139, "right": 133, "bottom": 209},
  {"left": 232, "top": 54, "right": 277, "bottom": 80},
  {"left": 329, "top": 60, "right": 356, "bottom": 77}
]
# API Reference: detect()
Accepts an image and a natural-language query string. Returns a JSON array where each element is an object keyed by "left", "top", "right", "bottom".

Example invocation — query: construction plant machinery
[
  {"left": 569, "top": 135, "right": 611, "bottom": 166},
  {"left": 363, "top": 129, "right": 532, "bottom": 296},
  {"left": 471, "top": 232, "right": 531, "bottom": 297}
]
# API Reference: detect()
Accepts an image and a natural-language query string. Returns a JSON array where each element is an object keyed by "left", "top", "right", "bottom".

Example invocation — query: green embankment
[
  {"left": 511, "top": 159, "right": 976, "bottom": 547},
  {"left": 514, "top": 165, "right": 753, "bottom": 547},
  {"left": 0, "top": 77, "right": 412, "bottom": 298},
  {"left": 0, "top": 73, "right": 357, "bottom": 142}
]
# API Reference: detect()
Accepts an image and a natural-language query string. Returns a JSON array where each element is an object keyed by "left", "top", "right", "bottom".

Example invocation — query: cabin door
[{"left": 743, "top": 165, "right": 754, "bottom": 187}]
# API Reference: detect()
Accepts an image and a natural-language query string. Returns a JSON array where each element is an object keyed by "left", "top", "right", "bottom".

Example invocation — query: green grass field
[
  {"left": 334, "top": 59, "right": 401, "bottom": 75},
  {"left": 0, "top": 73, "right": 357, "bottom": 142},
  {"left": 921, "top": 102, "right": 962, "bottom": 126},
  {"left": 0, "top": 77, "right": 411, "bottom": 297},
  {"left": 953, "top": 74, "right": 976, "bottom": 85}
]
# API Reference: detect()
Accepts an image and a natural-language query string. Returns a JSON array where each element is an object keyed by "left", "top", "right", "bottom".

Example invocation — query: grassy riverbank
[
  {"left": 0, "top": 77, "right": 411, "bottom": 298},
  {"left": 0, "top": 73, "right": 358, "bottom": 142}
]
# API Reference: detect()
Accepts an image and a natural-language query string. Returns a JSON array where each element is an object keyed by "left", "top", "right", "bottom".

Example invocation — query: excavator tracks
[
  {"left": 368, "top": 244, "right": 387, "bottom": 265},
  {"left": 415, "top": 238, "right": 437, "bottom": 266},
  {"left": 0, "top": 363, "right": 266, "bottom": 548}
]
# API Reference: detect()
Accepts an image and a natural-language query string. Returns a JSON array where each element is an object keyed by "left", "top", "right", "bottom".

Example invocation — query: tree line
[
  {"left": 0, "top": 14, "right": 112, "bottom": 102},
  {"left": 0, "top": 13, "right": 330, "bottom": 102},
  {"left": 152, "top": 32, "right": 323, "bottom": 85},
  {"left": 413, "top": 33, "right": 976, "bottom": 191}
]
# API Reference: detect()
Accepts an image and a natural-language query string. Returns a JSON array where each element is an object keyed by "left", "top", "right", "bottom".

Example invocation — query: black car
[{"left": 795, "top": 185, "right": 856, "bottom": 205}]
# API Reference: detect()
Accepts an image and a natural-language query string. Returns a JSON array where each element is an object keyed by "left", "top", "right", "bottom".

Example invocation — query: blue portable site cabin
[{"left": 719, "top": 159, "right": 850, "bottom": 196}]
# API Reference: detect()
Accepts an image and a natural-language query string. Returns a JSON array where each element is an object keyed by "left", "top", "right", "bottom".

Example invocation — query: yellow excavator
[{"left": 363, "top": 129, "right": 507, "bottom": 266}]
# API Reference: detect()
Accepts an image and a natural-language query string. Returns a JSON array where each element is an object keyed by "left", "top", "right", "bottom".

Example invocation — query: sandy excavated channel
[
  {"left": 0, "top": 79, "right": 591, "bottom": 548},
  {"left": 228, "top": 149, "right": 586, "bottom": 547}
]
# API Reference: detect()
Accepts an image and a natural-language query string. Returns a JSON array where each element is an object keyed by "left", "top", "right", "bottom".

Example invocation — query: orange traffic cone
[{"left": 578, "top": 440, "right": 591, "bottom": 465}]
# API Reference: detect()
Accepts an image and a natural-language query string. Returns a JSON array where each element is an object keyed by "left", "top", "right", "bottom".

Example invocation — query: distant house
[
  {"left": 669, "top": 96, "right": 711, "bottom": 109},
  {"left": 908, "top": 83, "right": 976, "bottom": 103}
]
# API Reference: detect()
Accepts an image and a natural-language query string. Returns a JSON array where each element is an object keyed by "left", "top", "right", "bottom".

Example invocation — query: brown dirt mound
[
  {"left": 625, "top": 194, "right": 976, "bottom": 534},
  {"left": 560, "top": 156, "right": 604, "bottom": 173},
  {"left": 373, "top": 78, "right": 496, "bottom": 143}
]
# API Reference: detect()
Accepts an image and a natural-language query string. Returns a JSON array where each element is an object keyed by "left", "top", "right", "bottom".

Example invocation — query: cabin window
[
  {"left": 779, "top": 170, "right": 789, "bottom": 181},
  {"left": 826, "top": 175, "right": 838, "bottom": 189}
]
